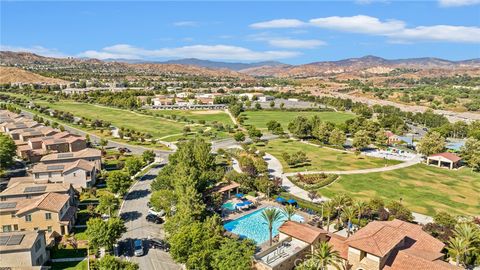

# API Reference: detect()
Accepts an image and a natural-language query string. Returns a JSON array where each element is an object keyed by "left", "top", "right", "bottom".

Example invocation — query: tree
[
  {"left": 212, "top": 238, "right": 256, "bottom": 270},
  {"left": 142, "top": 150, "right": 155, "bottom": 164},
  {"left": 283, "top": 205, "right": 297, "bottom": 221},
  {"left": 229, "top": 103, "right": 243, "bottom": 118},
  {"left": 150, "top": 189, "right": 176, "bottom": 216},
  {"left": 93, "top": 254, "right": 138, "bottom": 270},
  {"left": 124, "top": 156, "right": 144, "bottom": 176},
  {"left": 323, "top": 201, "right": 336, "bottom": 232},
  {"left": 247, "top": 126, "right": 263, "bottom": 141},
  {"left": 99, "top": 138, "right": 108, "bottom": 153},
  {"left": 0, "top": 134, "right": 16, "bottom": 170},
  {"left": 313, "top": 122, "right": 333, "bottom": 143},
  {"left": 107, "top": 171, "right": 132, "bottom": 195},
  {"left": 254, "top": 102, "right": 262, "bottom": 110},
  {"left": 297, "top": 242, "right": 342, "bottom": 270},
  {"left": 342, "top": 206, "right": 356, "bottom": 236},
  {"left": 288, "top": 116, "right": 312, "bottom": 138},
  {"left": 328, "top": 128, "right": 346, "bottom": 147},
  {"left": 461, "top": 138, "right": 480, "bottom": 171},
  {"left": 269, "top": 100, "right": 275, "bottom": 108},
  {"left": 352, "top": 130, "right": 371, "bottom": 150},
  {"left": 308, "top": 191, "right": 318, "bottom": 203},
  {"left": 386, "top": 201, "right": 413, "bottom": 222},
  {"left": 96, "top": 194, "right": 119, "bottom": 216},
  {"left": 233, "top": 131, "right": 246, "bottom": 142},
  {"left": 354, "top": 200, "right": 367, "bottom": 225},
  {"left": 448, "top": 237, "right": 472, "bottom": 267},
  {"left": 85, "top": 217, "right": 126, "bottom": 250},
  {"left": 375, "top": 129, "right": 388, "bottom": 147},
  {"left": 417, "top": 131, "right": 445, "bottom": 156},
  {"left": 261, "top": 208, "right": 283, "bottom": 246}
]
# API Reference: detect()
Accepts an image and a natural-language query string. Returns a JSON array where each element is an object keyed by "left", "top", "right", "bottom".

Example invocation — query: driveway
[{"left": 118, "top": 164, "right": 182, "bottom": 270}]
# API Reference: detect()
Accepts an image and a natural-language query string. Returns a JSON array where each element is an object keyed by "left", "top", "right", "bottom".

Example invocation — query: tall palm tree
[
  {"left": 310, "top": 242, "right": 342, "bottom": 270},
  {"left": 323, "top": 201, "right": 336, "bottom": 233},
  {"left": 333, "top": 194, "right": 350, "bottom": 226},
  {"left": 261, "top": 208, "right": 283, "bottom": 246},
  {"left": 447, "top": 237, "right": 472, "bottom": 267},
  {"left": 354, "top": 200, "right": 367, "bottom": 225},
  {"left": 283, "top": 205, "right": 296, "bottom": 221},
  {"left": 452, "top": 223, "right": 479, "bottom": 265},
  {"left": 342, "top": 206, "right": 356, "bottom": 237}
]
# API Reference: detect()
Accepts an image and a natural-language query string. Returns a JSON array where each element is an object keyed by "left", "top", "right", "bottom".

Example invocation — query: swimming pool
[
  {"left": 223, "top": 207, "right": 304, "bottom": 244},
  {"left": 222, "top": 202, "right": 236, "bottom": 211}
]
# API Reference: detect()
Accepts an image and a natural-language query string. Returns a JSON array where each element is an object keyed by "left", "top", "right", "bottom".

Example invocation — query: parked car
[
  {"left": 146, "top": 214, "right": 162, "bottom": 224},
  {"left": 134, "top": 239, "right": 144, "bottom": 256},
  {"left": 149, "top": 238, "right": 170, "bottom": 252},
  {"left": 148, "top": 207, "right": 165, "bottom": 217}
]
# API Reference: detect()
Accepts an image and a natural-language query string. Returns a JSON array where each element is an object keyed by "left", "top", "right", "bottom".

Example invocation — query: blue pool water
[
  {"left": 224, "top": 207, "right": 304, "bottom": 244},
  {"left": 222, "top": 202, "right": 236, "bottom": 211}
]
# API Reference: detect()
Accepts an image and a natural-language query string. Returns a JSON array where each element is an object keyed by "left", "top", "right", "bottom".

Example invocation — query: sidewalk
[{"left": 51, "top": 257, "right": 86, "bottom": 262}]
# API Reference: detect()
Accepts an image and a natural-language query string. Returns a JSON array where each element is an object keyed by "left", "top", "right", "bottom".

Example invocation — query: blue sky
[{"left": 1, "top": 1, "right": 479, "bottom": 64}]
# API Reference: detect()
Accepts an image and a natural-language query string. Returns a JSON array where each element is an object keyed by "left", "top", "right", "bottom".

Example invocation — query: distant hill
[
  {"left": 239, "top": 55, "right": 480, "bottom": 77},
  {"left": 157, "top": 58, "right": 289, "bottom": 71},
  {"left": 0, "top": 66, "right": 69, "bottom": 84}
]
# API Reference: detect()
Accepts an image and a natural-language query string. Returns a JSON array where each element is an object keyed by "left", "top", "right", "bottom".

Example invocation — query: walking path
[
  {"left": 51, "top": 257, "right": 87, "bottom": 262},
  {"left": 263, "top": 152, "right": 433, "bottom": 225}
]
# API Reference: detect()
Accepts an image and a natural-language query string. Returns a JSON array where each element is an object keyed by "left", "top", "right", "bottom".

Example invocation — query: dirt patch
[{"left": 190, "top": 110, "right": 223, "bottom": 115}]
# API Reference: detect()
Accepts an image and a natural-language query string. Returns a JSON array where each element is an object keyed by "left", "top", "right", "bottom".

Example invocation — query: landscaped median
[{"left": 288, "top": 173, "right": 339, "bottom": 190}]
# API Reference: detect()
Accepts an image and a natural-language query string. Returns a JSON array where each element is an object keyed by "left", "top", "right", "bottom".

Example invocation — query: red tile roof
[
  {"left": 429, "top": 152, "right": 462, "bottom": 163},
  {"left": 278, "top": 221, "right": 327, "bottom": 244}
]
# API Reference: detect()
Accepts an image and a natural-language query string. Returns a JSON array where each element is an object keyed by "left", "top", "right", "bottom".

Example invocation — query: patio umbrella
[
  {"left": 276, "top": 197, "right": 286, "bottom": 203},
  {"left": 235, "top": 193, "right": 244, "bottom": 198},
  {"left": 243, "top": 201, "right": 253, "bottom": 205},
  {"left": 287, "top": 199, "right": 297, "bottom": 205},
  {"left": 236, "top": 202, "right": 245, "bottom": 207}
]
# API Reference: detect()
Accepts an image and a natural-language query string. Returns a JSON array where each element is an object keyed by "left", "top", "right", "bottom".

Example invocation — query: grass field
[
  {"left": 50, "top": 260, "right": 88, "bottom": 270},
  {"left": 319, "top": 164, "right": 480, "bottom": 216},
  {"left": 35, "top": 101, "right": 186, "bottom": 140},
  {"left": 259, "top": 139, "right": 401, "bottom": 172},
  {"left": 151, "top": 109, "right": 233, "bottom": 126},
  {"left": 241, "top": 110, "right": 355, "bottom": 130}
]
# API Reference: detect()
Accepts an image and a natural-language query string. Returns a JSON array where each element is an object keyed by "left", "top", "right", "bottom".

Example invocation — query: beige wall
[
  {"left": 0, "top": 233, "right": 48, "bottom": 267},
  {"left": 64, "top": 168, "right": 95, "bottom": 188}
]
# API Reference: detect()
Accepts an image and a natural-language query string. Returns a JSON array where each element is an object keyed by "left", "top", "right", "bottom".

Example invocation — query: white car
[{"left": 148, "top": 207, "right": 165, "bottom": 217}]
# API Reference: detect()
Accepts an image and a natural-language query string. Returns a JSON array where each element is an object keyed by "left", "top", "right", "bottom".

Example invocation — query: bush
[{"left": 289, "top": 173, "right": 338, "bottom": 190}]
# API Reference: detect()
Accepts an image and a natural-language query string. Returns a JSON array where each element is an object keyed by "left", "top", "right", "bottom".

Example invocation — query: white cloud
[
  {"left": 79, "top": 44, "right": 300, "bottom": 61},
  {"left": 0, "top": 45, "right": 68, "bottom": 58},
  {"left": 268, "top": 38, "right": 326, "bottom": 49},
  {"left": 439, "top": 0, "right": 480, "bottom": 6},
  {"left": 309, "top": 15, "right": 405, "bottom": 34},
  {"left": 173, "top": 21, "right": 199, "bottom": 27},
  {"left": 249, "top": 15, "right": 480, "bottom": 43},
  {"left": 250, "top": 19, "right": 306, "bottom": 29}
]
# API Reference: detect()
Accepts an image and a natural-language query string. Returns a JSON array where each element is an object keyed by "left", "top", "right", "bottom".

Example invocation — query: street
[{"left": 118, "top": 164, "right": 182, "bottom": 270}]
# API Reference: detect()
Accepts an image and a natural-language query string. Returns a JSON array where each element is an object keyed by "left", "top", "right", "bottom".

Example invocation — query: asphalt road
[{"left": 118, "top": 164, "right": 182, "bottom": 270}]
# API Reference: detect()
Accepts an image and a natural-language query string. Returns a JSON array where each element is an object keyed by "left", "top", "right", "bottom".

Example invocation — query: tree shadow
[
  {"left": 120, "top": 211, "right": 142, "bottom": 222},
  {"left": 125, "top": 189, "right": 150, "bottom": 200}
]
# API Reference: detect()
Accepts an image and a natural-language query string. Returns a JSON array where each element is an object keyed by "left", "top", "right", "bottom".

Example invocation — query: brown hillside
[{"left": 0, "top": 66, "right": 69, "bottom": 84}]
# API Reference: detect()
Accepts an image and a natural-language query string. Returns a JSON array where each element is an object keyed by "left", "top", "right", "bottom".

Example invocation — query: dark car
[
  {"left": 149, "top": 238, "right": 170, "bottom": 251},
  {"left": 146, "top": 214, "right": 162, "bottom": 224}
]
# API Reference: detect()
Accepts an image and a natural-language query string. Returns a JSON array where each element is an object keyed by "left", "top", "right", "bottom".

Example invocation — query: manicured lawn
[
  {"left": 319, "top": 164, "right": 480, "bottom": 216},
  {"left": 151, "top": 109, "right": 233, "bottom": 125},
  {"left": 241, "top": 110, "right": 355, "bottom": 130},
  {"left": 51, "top": 246, "right": 88, "bottom": 259},
  {"left": 259, "top": 139, "right": 401, "bottom": 172},
  {"left": 50, "top": 260, "right": 88, "bottom": 270},
  {"left": 35, "top": 101, "right": 186, "bottom": 140}
]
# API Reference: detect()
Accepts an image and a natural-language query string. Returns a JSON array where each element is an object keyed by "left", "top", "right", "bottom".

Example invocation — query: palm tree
[
  {"left": 452, "top": 223, "right": 479, "bottom": 265},
  {"left": 341, "top": 206, "right": 356, "bottom": 237},
  {"left": 308, "top": 191, "right": 318, "bottom": 203},
  {"left": 309, "top": 242, "right": 342, "bottom": 270},
  {"left": 283, "top": 205, "right": 296, "bottom": 221},
  {"left": 447, "top": 237, "right": 472, "bottom": 267},
  {"left": 323, "top": 201, "right": 336, "bottom": 232},
  {"left": 354, "top": 200, "right": 367, "bottom": 225},
  {"left": 333, "top": 194, "right": 350, "bottom": 226},
  {"left": 261, "top": 208, "right": 283, "bottom": 246}
]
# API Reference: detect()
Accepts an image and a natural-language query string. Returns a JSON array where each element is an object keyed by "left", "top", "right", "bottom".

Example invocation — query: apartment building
[
  {"left": 0, "top": 192, "right": 76, "bottom": 239},
  {"left": 0, "top": 230, "right": 49, "bottom": 268},
  {"left": 328, "top": 219, "right": 460, "bottom": 270},
  {"left": 32, "top": 159, "right": 97, "bottom": 188}
]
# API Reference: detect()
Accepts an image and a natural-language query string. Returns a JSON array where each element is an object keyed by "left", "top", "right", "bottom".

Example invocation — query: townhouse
[
  {"left": 40, "top": 148, "right": 102, "bottom": 171},
  {"left": 0, "top": 193, "right": 76, "bottom": 240},
  {"left": 0, "top": 181, "right": 76, "bottom": 203},
  {"left": 32, "top": 159, "right": 97, "bottom": 188},
  {"left": 0, "top": 230, "right": 49, "bottom": 268}
]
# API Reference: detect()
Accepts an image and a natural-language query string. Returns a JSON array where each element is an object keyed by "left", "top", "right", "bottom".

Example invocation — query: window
[
  {"left": 13, "top": 224, "right": 18, "bottom": 231},
  {"left": 34, "top": 227, "right": 38, "bottom": 230},
  {"left": 48, "top": 172, "right": 52, "bottom": 178},
  {"left": 45, "top": 213, "right": 52, "bottom": 220},
  {"left": 25, "top": 214, "right": 32, "bottom": 222},
  {"left": 34, "top": 240, "right": 42, "bottom": 252},
  {"left": 47, "top": 226, "right": 52, "bottom": 233},
  {"left": 34, "top": 174, "right": 39, "bottom": 179},
  {"left": 10, "top": 212, "right": 16, "bottom": 218},
  {"left": 0, "top": 197, "right": 5, "bottom": 201},
  {"left": 26, "top": 195, "right": 31, "bottom": 199},
  {"left": 73, "top": 172, "right": 76, "bottom": 177},
  {"left": 2, "top": 225, "right": 12, "bottom": 232}
]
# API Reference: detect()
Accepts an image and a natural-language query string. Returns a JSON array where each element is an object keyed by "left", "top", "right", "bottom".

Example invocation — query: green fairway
[
  {"left": 241, "top": 110, "right": 355, "bottom": 130},
  {"left": 259, "top": 139, "right": 401, "bottom": 172},
  {"left": 150, "top": 109, "right": 233, "bottom": 126},
  {"left": 319, "top": 164, "right": 480, "bottom": 216},
  {"left": 35, "top": 101, "right": 186, "bottom": 140}
]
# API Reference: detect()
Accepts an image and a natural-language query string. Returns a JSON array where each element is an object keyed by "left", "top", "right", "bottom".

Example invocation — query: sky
[{"left": 1, "top": 1, "right": 480, "bottom": 64}]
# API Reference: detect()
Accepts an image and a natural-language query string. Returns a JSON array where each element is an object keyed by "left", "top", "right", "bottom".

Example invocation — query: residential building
[
  {"left": 258, "top": 95, "right": 274, "bottom": 102},
  {"left": 0, "top": 182, "right": 76, "bottom": 203},
  {"left": 1, "top": 121, "right": 40, "bottom": 133},
  {"left": 0, "top": 192, "right": 76, "bottom": 240},
  {"left": 329, "top": 219, "right": 460, "bottom": 270},
  {"left": 40, "top": 148, "right": 102, "bottom": 171},
  {"left": 32, "top": 160, "right": 97, "bottom": 188},
  {"left": 41, "top": 136, "right": 87, "bottom": 153},
  {"left": 0, "top": 230, "right": 49, "bottom": 268},
  {"left": 254, "top": 221, "right": 328, "bottom": 270}
]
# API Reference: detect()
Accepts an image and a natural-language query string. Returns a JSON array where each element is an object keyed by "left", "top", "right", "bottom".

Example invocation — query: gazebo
[
  {"left": 426, "top": 152, "right": 462, "bottom": 169},
  {"left": 210, "top": 181, "right": 241, "bottom": 198}
]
